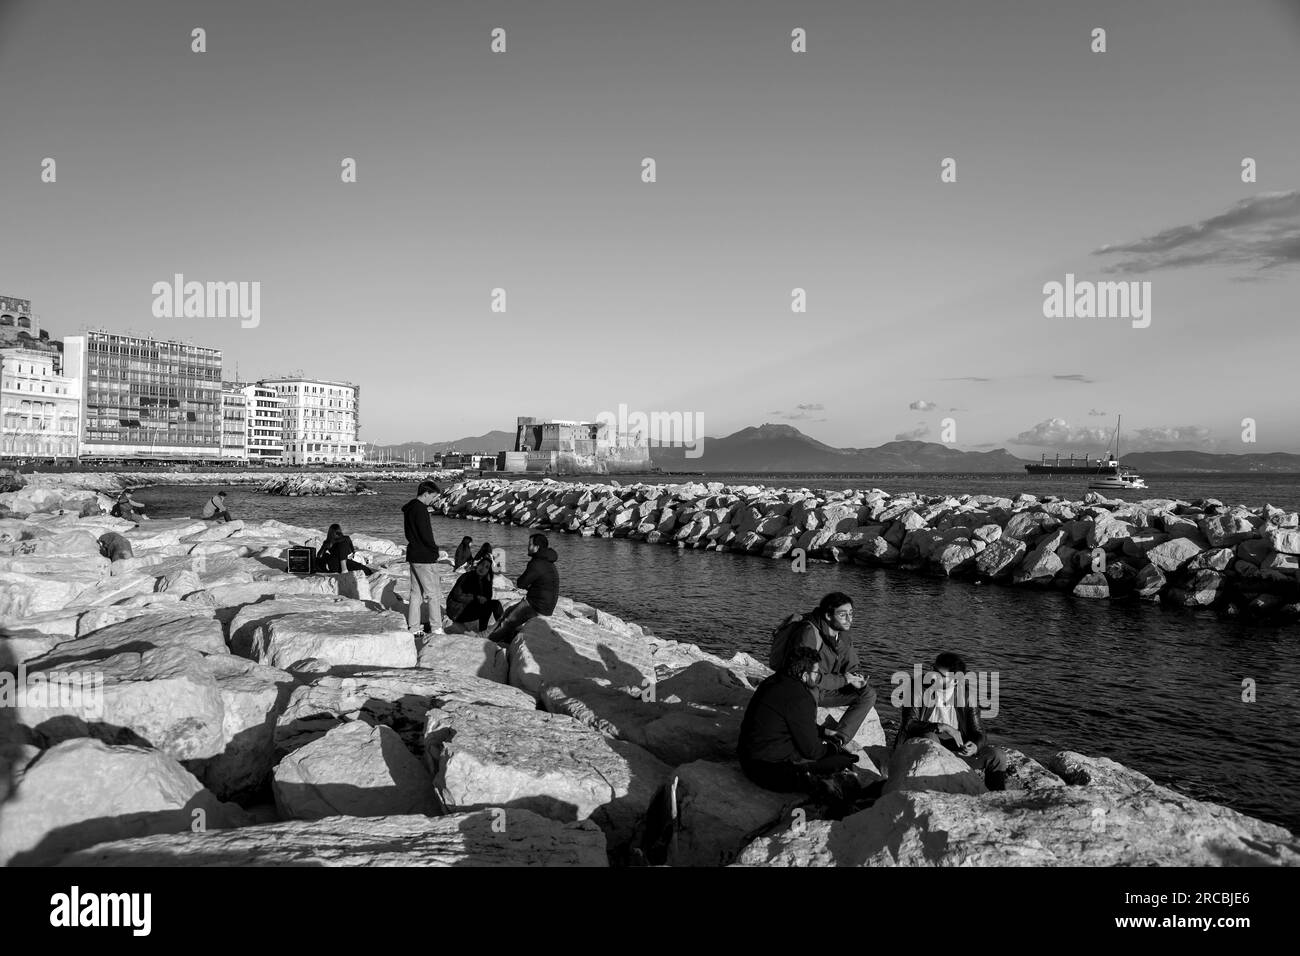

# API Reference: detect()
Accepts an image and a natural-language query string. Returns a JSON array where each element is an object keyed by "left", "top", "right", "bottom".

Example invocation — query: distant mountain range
[{"left": 378, "top": 423, "right": 1300, "bottom": 474}]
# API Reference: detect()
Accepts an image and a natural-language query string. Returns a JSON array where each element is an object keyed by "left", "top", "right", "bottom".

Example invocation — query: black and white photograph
[{"left": 0, "top": 0, "right": 1296, "bottom": 929}]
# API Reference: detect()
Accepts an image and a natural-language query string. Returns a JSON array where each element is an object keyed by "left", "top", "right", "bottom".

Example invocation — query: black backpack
[{"left": 769, "top": 613, "right": 821, "bottom": 671}]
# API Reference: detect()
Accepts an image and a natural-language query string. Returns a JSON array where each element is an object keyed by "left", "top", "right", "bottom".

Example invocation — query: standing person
[
  {"left": 770, "top": 592, "right": 877, "bottom": 746},
  {"left": 453, "top": 536, "right": 474, "bottom": 572},
  {"left": 201, "top": 490, "right": 234, "bottom": 522},
  {"left": 445, "top": 557, "right": 505, "bottom": 633},
  {"left": 486, "top": 533, "right": 558, "bottom": 645},
  {"left": 402, "top": 480, "right": 444, "bottom": 634}
]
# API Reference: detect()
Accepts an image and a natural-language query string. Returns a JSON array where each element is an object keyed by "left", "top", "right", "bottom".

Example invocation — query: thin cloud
[
  {"left": 795, "top": 403, "right": 824, "bottom": 411},
  {"left": 909, "top": 400, "right": 938, "bottom": 411},
  {"left": 895, "top": 423, "right": 931, "bottom": 441},
  {"left": 940, "top": 376, "right": 993, "bottom": 383},
  {"left": 1054, "top": 374, "right": 1094, "bottom": 384},
  {"left": 770, "top": 401, "right": 826, "bottom": 422},
  {"left": 1094, "top": 190, "right": 1300, "bottom": 275},
  {"left": 1088, "top": 408, "right": 1108, "bottom": 416}
]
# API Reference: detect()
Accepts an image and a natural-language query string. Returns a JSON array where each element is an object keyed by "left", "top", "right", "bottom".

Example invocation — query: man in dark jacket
[
  {"left": 787, "top": 592, "right": 877, "bottom": 746},
  {"left": 739, "top": 646, "right": 858, "bottom": 794},
  {"left": 897, "top": 651, "right": 1008, "bottom": 790},
  {"left": 486, "top": 533, "right": 558, "bottom": 645},
  {"left": 446, "top": 557, "right": 505, "bottom": 632},
  {"left": 402, "top": 480, "right": 443, "bottom": 633}
]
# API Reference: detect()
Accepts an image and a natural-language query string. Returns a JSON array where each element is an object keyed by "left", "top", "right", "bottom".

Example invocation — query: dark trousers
[
  {"left": 816, "top": 681, "right": 877, "bottom": 742},
  {"left": 453, "top": 599, "right": 505, "bottom": 632},
  {"left": 485, "top": 600, "right": 541, "bottom": 645},
  {"left": 208, "top": 510, "right": 233, "bottom": 523},
  {"left": 741, "top": 753, "right": 858, "bottom": 794}
]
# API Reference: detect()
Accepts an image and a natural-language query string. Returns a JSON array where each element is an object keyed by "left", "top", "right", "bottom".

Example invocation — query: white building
[
  {"left": 0, "top": 348, "right": 81, "bottom": 460},
  {"left": 262, "top": 378, "right": 361, "bottom": 465},
  {"left": 241, "top": 383, "right": 284, "bottom": 462}
]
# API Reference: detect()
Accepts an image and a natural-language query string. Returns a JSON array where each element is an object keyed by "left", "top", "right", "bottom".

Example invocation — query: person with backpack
[
  {"left": 739, "top": 646, "right": 859, "bottom": 796},
  {"left": 770, "top": 591, "right": 877, "bottom": 747}
]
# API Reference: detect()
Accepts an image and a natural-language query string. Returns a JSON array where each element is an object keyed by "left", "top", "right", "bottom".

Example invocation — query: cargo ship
[{"left": 1024, "top": 416, "right": 1147, "bottom": 491}]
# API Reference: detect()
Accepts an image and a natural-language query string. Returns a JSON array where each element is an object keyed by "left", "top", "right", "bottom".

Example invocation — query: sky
[{"left": 2, "top": 0, "right": 1298, "bottom": 454}]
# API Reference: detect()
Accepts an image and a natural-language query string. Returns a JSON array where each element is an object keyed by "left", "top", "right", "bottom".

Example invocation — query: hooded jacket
[
  {"left": 402, "top": 499, "right": 440, "bottom": 564},
  {"left": 516, "top": 547, "right": 559, "bottom": 615}
]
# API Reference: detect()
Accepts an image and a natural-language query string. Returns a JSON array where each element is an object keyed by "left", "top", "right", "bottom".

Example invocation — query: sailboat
[{"left": 1085, "top": 416, "right": 1147, "bottom": 492}]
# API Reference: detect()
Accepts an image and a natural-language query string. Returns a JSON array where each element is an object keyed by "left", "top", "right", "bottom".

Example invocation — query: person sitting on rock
[
  {"left": 739, "top": 646, "right": 859, "bottom": 796},
  {"left": 453, "top": 535, "right": 474, "bottom": 571},
  {"left": 897, "top": 651, "right": 1008, "bottom": 791},
  {"left": 485, "top": 533, "right": 558, "bottom": 645},
  {"left": 201, "top": 490, "right": 233, "bottom": 522},
  {"left": 110, "top": 489, "right": 146, "bottom": 522},
  {"left": 316, "top": 523, "right": 365, "bottom": 574},
  {"left": 782, "top": 592, "right": 878, "bottom": 748},
  {"left": 446, "top": 556, "right": 505, "bottom": 633}
]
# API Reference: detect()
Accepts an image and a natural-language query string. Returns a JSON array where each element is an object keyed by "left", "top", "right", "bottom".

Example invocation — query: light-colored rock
[
  {"left": 59, "top": 809, "right": 607, "bottom": 867},
  {"left": 251, "top": 609, "right": 416, "bottom": 671},
  {"left": 425, "top": 701, "right": 670, "bottom": 853},
  {"left": 226, "top": 595, "right": 382, "bottom": 658},
  {"left": 508, "top": 613, "right": 654, "bottom": 703},
  {"left": 188, "top": 654, "right": 296, "bottom": 799},
  {"left": 1071, "top": 572, "right": 1110, "bottom": 599},
  {"left": 734, "top": 779, "right": 1300, "bottom": 867},
  {"left": 274, "top": 666, "right": 535, "bottom": 757},
  {"left": 418, "top": 632, "right": 508, "bottom": 683},
  {"left": 274, "top": 720, "right": 438, "bottom": 820},
  {"left": 1147, "top": 537, "right": 1205, "bottom": 573},
  {"left": 18, "top": 646, "right": 227, "bottom": 761},
  {"left": 25, "top": 612, "right": 227, "bottom": 670},
  {"left": 0, "top": 737, "right": 245, "bottom": 866},
  {"left": 883, "top": 738, "right": 987, "bottom": 796}
]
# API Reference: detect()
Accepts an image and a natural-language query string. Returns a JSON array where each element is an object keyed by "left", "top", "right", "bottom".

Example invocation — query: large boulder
[
  {"left": 974, "top": 536, "right": 1026, "bottom": 578},
  {"left": 0, "top": 737, "right": 245, "bottom": 866},
  {"left": 883, "top": 738, "right": 987, "bottom": 796},
  {"left": 541, "top": 676, "right": 744, "bottom": 766},
  {"left": 274, "top": 666, "right": 534, "bottom": 757},
  {"left": 273, "top": 720, "right": 438, "bottom": 820},
  {"left": 60, "top": 809, "right": 606, "bottom": 867},
  {"left": 250, "top": 609, "right": 416, "bottom": 671},
  {"left": 226, "top": 595, "right": 384, "bottom": 657},
  {"left": 424, "top": 701, "right": 670, "bottom": 855},
  {"left": 734, "top": 779, "right": 1300, "bottom": 866},
  {"left": 1146, "top": 537, "right": 1205, "bottom": 573},
  {"left": 418, "top": 632, "right": 508, "bottom": 683},
  {"left": 187, "top": 655, "right": 296, "bottom": 799},
  {"left": 664, "top": 759, "right": 809, "bottom": 867},
  {"left": 16, "top": 646, "right": 227, "bottom": 761},
  {"left": 24, "top": 613, "right": 227, "bottom": 670},
  {"left": 508, "top": 614, "right": 654, "bottom": 703}
]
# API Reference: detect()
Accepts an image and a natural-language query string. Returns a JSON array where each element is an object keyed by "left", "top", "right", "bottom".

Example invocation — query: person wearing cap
[{"left": 202, "top": 490, "right": 234, "bottom": 522}]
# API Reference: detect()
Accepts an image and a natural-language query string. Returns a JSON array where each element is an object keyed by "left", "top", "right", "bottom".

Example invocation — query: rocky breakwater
[
  {"left": 434, "top": 479, "right": 1300, "bottom": 622},
  {"left": 5, "top": 469, "right": 463, "bottom": 501},
  {"left": 0, "top": 498, "right": 1295, "bottom": 866}
]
